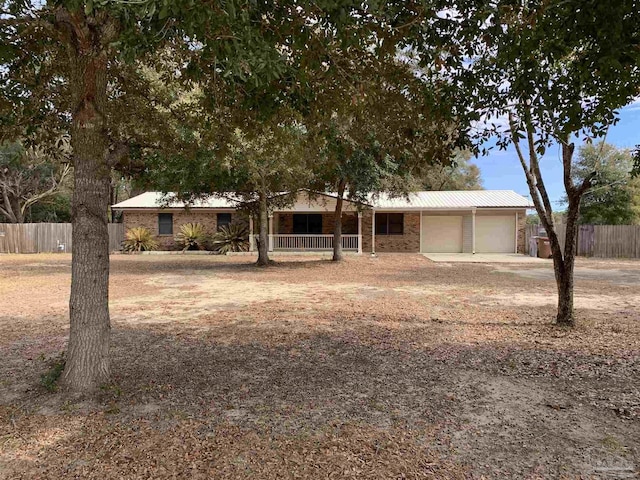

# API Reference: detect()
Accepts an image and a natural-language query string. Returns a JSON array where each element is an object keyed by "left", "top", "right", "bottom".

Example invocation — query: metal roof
[
  {"left": 113, "top": 190, "right": 533, "bottom": 210},
  {"left": 112, "top": 192, "right": 238, "bottom": 209},
  {"left": 370, "top": 190, "right": 533, "bottom": 209}
]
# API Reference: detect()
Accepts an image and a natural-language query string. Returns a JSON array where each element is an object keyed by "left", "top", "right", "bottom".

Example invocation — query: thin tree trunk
[
  {"left": 555, "top": 193, "right": 581, "bottom": 326},
  {"left": 510, "top": 114, "right": 592, "bottom": 327},
  {"left": 1, "top": 186, "right": 19, "bottom": 223},
  {"left": 332, "top": 179, "right": 346, "bottom": 261},
  {"left": 59, "top": 13, "right": 112, "bottom": 393},
  {"left": 555, "top": 263, "right": 575, "bottom": 325},
  {"left": 257, "top": 189, "right": 270, "bottom": 266}
]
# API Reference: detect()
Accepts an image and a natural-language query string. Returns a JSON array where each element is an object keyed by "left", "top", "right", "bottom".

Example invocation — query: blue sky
[{"left": 474, "top": 101, "right": 640, "bottom": 208}]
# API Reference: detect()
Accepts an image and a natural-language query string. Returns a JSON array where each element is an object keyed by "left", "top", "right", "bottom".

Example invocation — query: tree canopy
[
  {"left": 421, "top": 150, "right": 482, "bottom": 191},
  {"left": 0, "top": 138, "right": 71, "bottom": 223},
  {"left": 570, "top": 143, "right": 640, "bottom": 225}
]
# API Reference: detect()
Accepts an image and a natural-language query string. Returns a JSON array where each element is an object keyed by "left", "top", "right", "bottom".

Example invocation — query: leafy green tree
[
  {"left": 422, "top": 150, "right": 482, "bottom": 191},
  {"left": 570, "top": 143, "right": 640, "bottom": 225},
  {"left": 310, "top": 125, "right": 399, "bottom": 261},
  {"left": 139, "top": 109, "right": 310, "bottom": 266},
  {"left": 462, "top": 0, "right": 640, "bottom": 326},
  {"left": 27, "top": 191, "right": 72, "bottom": 222},
  {"left": 526, "top": 211, "right": 566, "bottom": 226},
  {"left": 2, "top": 2, "right": 195, "bottom": 392},
  {"left": 226, "top": 122, "right": 310, "bottom": 266},
  {"left": 7, "top": 0, "right": 450, "bottom": 392},
  {"left": 305, "top": 46, "right": 464, "bottom": 260},
  {"left": 3, "top": 0, "right": 380, "bottom": 393},
  {"left": 0, "top": 139, "right": 71, "bottom": 223}
]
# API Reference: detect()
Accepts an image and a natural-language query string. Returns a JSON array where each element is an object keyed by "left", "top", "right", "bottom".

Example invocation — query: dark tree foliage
[
  {"left": 422, "top": 150, "right": 482, "bottom": 191},
  {"left": 570, "top": 143, "right": 640, "bottom": 225},
  {"left": 0, "top": 140, "right": 71, "bottom": 223}
]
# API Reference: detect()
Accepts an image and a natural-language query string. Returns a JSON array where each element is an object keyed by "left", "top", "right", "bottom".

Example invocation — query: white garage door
[
  {"left": 421, "top": 215, "right": 463, "bottom": 253},
  {"left": 475, "top": 215, "right": 515, "bottom": 253}
]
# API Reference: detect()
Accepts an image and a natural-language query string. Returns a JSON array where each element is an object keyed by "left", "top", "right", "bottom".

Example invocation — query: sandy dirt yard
[{"left": 0, "top": 253, "right": 639, "bottom": 479}]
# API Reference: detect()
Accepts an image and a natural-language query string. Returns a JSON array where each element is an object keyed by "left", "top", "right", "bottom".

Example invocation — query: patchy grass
[
  {"left": 0, "top": 253, "right": 639, "bottom": 478},
  {"left": 39, "top": 353, "right": 65, "bottom": 393}
]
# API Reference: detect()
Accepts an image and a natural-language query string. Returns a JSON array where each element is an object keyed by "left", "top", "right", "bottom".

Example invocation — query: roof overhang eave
[{"left": 370, "top": 205, "right": 533, "bottom": 211}]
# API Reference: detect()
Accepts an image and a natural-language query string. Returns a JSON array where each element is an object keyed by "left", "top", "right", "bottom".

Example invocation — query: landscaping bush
[
  {"left": 122, "top": 227, "right": 158, "bottom": 252},
  {"left": 211, "top": 222, "right": 249, "bottom": 254},
  {"left": 174, "top": 222, "right": 208, "bottom": 251}
]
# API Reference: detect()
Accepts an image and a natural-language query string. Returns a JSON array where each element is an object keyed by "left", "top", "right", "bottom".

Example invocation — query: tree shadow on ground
[
  {"left": 109, "top": 256, "right": 339, "bottom": 276},
  {"left": 2, "top": 317, "right": 639, "bottom": 479}
]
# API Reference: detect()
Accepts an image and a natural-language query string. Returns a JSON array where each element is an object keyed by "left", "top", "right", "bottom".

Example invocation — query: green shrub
[
  {"left": 212, "top": 222, "right": 249, "bottom": 254},
  {"left": 40, "top": 352, "right": 66, "bottom": 392},
  {"left": 122, "top": 227, "right": 158, "bottom": 252},
  {"left": 174, "top": 222, "right": 208, "bottom": 251}
]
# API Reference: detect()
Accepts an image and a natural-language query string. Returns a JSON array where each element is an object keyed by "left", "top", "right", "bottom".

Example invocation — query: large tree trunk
[
  {"left": 59, "top": 12, "right": 113, "bottom": 393},
  {"left": 256, "top": 189, "right": 270, "bottom": 266},
  {"left": 332, "top": 179, "right": 346, "bottom": 262},
  {"left": 15, "top": 206, "right": 23, "bottom": 223}
]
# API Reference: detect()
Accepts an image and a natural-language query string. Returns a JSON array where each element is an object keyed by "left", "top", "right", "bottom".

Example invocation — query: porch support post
[
  {"left": 357, "top": 212, "right": 363, "bottom": 254},
  {"left": 249, "top": 215, "right": 254, "bottom": 252},
  {"left": 515, "top": 211, "right": 518, "bottom": 254},
  {"left": 268, "top": 214, "right": 273, "bottom": 252},
  {"left": 471, "top": 207, "right": 476, "bottom": 254},
  {"left": 419, "top": 210, "right": 423, "bottom": 253},
  {"left": 371, "top": 209, "right": 376, "bottom": 254}
]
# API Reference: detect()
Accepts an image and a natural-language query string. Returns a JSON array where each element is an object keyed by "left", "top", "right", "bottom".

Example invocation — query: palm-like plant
[
  {"left": 212, "top": 222, "right": 249, "bottom": 254},
  {"left": 122, "top": 227, "right": 158, "bottom": 252},
  {"left": 174, "top": 222, "right": 208, "bottom": 251}
]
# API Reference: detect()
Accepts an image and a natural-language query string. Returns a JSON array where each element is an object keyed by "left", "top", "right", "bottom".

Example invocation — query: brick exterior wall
[
  {"left": 277, "top": 211, "right": 419, "bottom": 252},
  {"left": 123, "top": 207, "right": 525, "bottom": 254},
  {"left": 122, "top": 209, "right": 238, "bottom": 249},
  {"left": 361, "top": 211, "right": 420, "bottom": 253},
  {"left": 276, "top": 212, "right": 358, "bottom": 234}
]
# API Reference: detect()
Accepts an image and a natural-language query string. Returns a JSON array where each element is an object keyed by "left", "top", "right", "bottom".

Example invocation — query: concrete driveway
[
  {"left": 493, "top": 265, "right": 640, "bottom": 286},
  {"left": 423, "top": 253, "right": 550, "bottom": 264}
]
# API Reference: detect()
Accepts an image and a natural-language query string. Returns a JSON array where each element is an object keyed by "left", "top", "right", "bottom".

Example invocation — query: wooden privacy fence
[
  {"left": 525, "top": 224, "right": 640, "bottom": 258},
  {"left": 0, "top": 223, "right": 125, "bottom": 254}
]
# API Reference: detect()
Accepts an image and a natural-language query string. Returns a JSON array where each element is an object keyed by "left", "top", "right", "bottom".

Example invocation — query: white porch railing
[{"left": 250, "top": 234, "right": 361, "bottom": 252}]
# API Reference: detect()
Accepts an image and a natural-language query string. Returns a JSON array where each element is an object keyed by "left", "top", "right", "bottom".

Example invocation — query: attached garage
[
  {"left": 475, "top": 215, "right": 516, "bottom": 253},
  {"left": 421, "top": 215, "right": 463, "bottom": 253}
]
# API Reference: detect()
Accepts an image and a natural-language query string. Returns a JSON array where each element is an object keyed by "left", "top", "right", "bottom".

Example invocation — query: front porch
[
  {"left": 249, "top": 233, "right": 362, "bottom": 252},
  {"left": 248, "top": 211, "right": 363, "bottom": 253}
]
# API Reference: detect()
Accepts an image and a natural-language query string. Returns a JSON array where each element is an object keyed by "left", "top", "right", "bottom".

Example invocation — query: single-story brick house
[{"left": 112, "top": 190, "right": 533, "bottom": 254}]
